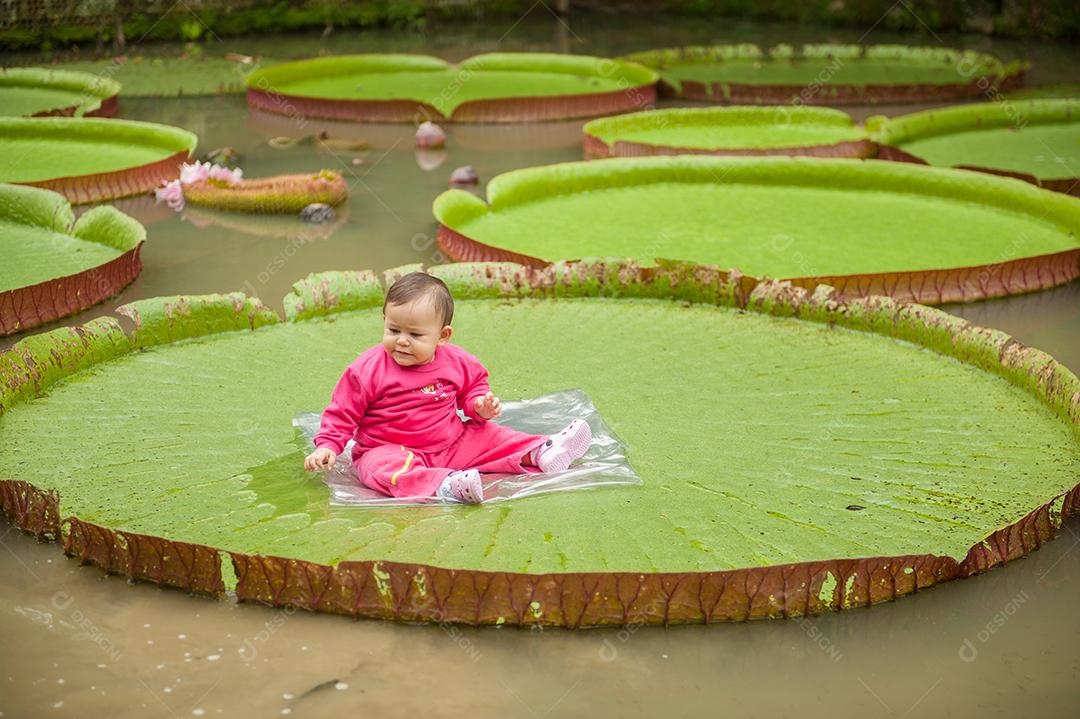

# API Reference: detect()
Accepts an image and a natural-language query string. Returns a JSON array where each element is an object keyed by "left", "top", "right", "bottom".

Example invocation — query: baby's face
[{"left": 382, "top": 298, "right": 450, "bottom": 367}]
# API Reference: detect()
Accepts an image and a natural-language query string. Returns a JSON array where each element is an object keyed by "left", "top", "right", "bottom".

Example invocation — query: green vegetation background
[{"left": 1, "top": 0, "right": 1077, "bottom": 51}]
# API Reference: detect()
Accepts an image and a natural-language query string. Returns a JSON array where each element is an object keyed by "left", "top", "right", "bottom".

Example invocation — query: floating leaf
[
  {"left": 0, "top": 117, "right": 197, "bottom": 203},
  {"left": 0, "top": 183, "right": 144, "bottom": 335},
  {"left": 623, "top": 43, "right": 1024, "bottom": 105},
  {"left": 583, "top": 106, "right": 875, "bottom": 158},
  {"left": 245, "top": 53, "right": 658, "bottom": 122},
  {"left": 0, "top": 67, "right": 120, "bottom": 118},
  {"left": 868, "top": 99, "right": 1080, "bottom": 192},
  {"left": 433, "top": 156, "right": 1080, "bottom": 304},
  {"left": 1, "top": 262, "right": 1077, "bottom": 626}
]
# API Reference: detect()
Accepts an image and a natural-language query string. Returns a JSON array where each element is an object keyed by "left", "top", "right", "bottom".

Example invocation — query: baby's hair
[{"left": 383, "top": 272, "right": 455, "bottom": 326}]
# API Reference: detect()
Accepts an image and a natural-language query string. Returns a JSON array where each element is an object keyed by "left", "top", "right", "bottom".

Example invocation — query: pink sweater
[{"left": 313, "top": 343, "right": 492, "bottom": 456}]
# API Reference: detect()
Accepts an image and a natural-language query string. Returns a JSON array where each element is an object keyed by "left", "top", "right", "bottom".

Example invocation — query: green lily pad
[
  {"left": 0, "top": 67, "right": 120, "bottom": 117},
  {"left": 245, "top": 53, "right": 658, "bottom": 122},
  {"left": 623, "top": 44, "right": 1024, "bottom": 105},
  {"left": 583, "top": 106, "right": 871, "bottom": 157},
  {"left": 0, "top": 117, "right": 196, "bottom": 203},
  {"left": 868, "top": 99, "right": 1080, "bottom": 185},
  {"left": 0, "top": 183, "right": 144, "bottom": 335},
  {"left": 0, "top": 263, "right": 1077, "bottom": 626},
  {"left": 434, "top": 156, "right": 1080, "bottom": 304}
]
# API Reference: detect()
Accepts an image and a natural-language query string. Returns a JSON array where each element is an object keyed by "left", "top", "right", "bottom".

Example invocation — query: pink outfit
[{"left": 313, "top": 343, "right": 544, "bottom": 498}]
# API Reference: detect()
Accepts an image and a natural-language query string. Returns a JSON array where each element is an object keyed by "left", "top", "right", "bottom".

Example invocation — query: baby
[{"left": 304, "top": 272, "right": 592, "bottom": 503}]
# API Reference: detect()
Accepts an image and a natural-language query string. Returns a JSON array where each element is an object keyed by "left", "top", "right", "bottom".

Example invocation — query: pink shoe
[
  {"left": 436, "top": 469, "right": 484, "bottom": 504},
  {"left": 532, "top": 420, "right": 592, "bottom": 474}
]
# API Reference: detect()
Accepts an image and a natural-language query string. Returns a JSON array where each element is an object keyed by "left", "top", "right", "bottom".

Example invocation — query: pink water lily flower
[
  {"left": 179, "top": 160, "right": 212, "bottom": 185},
  {"left": 208, "top": 164, "right": 243, "bottom": 185},
  {"left": 179, "top": 161, "right": 243, "bottom": 186},
  {"left": 156, "top": 162, "right": 245, "bottom": 212},
  {"left": 154, "top": 179, "right": 185, "bottom": 211}
]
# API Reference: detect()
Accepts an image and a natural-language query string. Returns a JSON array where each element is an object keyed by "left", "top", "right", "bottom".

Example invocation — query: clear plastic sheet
[{"left": 294, "top": 389, "right": 641, "bottom": 506}]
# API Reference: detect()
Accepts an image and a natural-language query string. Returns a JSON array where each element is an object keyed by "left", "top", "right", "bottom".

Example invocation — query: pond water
[{"left": 2, "top": 11, "right": 1079, "bottom": 718}]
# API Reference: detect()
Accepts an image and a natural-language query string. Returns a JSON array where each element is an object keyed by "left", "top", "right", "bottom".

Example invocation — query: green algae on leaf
[
  {"left": 433, "top": 156, "right": 1080, "bottom": 304},
  {"left": 283, "top": 270, "right": 383, "bottom": 323},
  {"left": 0, "top": 183, "right": 144, "bottom": 335},
  {"left": 1006, "top": 84, "right": 1080, "bottom": 101},
  {"left": 0, "top": 261, "right": 1078, "bottom": 626}
]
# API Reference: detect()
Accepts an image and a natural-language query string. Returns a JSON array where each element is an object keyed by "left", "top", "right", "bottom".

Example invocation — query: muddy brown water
[{"left": 2, "top": 12, "right": 1079, "bottom": 718}]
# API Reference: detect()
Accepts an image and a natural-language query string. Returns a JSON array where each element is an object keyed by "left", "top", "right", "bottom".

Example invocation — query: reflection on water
[
  {"left": 1, "top": 514, "right": 1077, "bottom": 718},
  {"left": 1, "top": 11, "right": 1078, "bottom": 718}
]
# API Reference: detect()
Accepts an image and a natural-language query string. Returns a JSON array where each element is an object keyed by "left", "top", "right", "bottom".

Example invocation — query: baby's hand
[
  {"left": 473, "top": 392, "right": 502, "bottom": 419},
  {"left": 304, "top": 447, "right": 337, "bottom": 471}
]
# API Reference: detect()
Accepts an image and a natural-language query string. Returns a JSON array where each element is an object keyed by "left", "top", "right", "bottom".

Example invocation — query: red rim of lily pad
[
  {"left": 1, "top": 260, "right": 1078, "bottom": 626},
  {"left": 434, "top": 157, "right": 1080, "bottom": 305},
  {"left": 244, "top": 53, "right": 658, "bottom": 124},
  {"left": 27, "top": 150, "right": 191, "bottom": 205}
]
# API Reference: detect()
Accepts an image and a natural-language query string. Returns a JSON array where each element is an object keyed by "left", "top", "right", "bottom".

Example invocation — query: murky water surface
[{"left": 2, "top": 12, "right": 1078, "bottom": 718}]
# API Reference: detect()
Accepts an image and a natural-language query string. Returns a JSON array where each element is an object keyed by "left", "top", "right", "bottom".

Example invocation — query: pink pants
[{"left": 354, "top": 420, "right": 545, "bottom": 498}]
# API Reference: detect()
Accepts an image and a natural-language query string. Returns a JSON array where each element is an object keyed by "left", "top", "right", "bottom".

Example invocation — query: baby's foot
[
  {"left": 436, "top": 469, "right": 484, "bottom": 504},
  {"left": 531, "top": 419, "right": 592, "bottom": 474}
]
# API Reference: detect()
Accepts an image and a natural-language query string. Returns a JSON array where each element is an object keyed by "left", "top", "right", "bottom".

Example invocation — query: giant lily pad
[
  {"left": 434, "top": 156, "right": 1080, "bottom": 304},
  {"left": 623, "top": 44, "right": 1025, "bottom": 105},
  {"left": 583, "top": 106, "right": 878, "bottom": 159},
  {"left": 0, "top": 262, "right": 1077, "bottom": 627},
  {"left": 0, "top": 117, "right": 197, "bottom": 204},
  {"left": 868, "top": 99, "right": 1080, "bottom": 196},
  {"left": 244, "top": 53, "right": 658, "bottom": 123},
  {"left": 0, "top": 67, "right": 120, "bottom": 117},
  {"left": 0, "top": 183, "right": 144, "bottom": 336}
]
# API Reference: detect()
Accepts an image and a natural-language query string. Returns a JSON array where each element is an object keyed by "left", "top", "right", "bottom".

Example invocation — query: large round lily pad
[
  {"left": 0, "top": 117, "right": 197, "bottom": 204},
  {"left": 0, "top": 183, "right": 144, "bottom": 336},
  {"left": 868, "top": 99, "right": 1080, "bottom": 196},
  {"left": 0, "top": 262, "right": 1077, "bottom": 626},
  {"left": 434, "top": 156, "right": 1080, "bottom": 304},
  {"left": 0, "top": 67, "right": 120, "bottom": 118},
  {"left": 244, "top": 53, "right": 658, "bottom": 123},
  {"left": 623, "top": 44, "right": 1025, "bottom": 105},
  {"left": 582, "top": 106, "right": 877, "bottom": 159}
]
